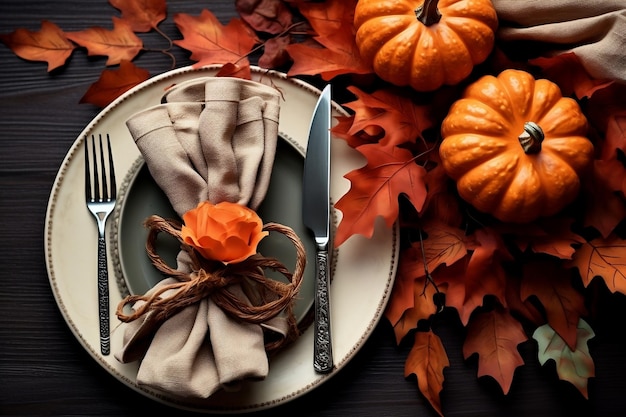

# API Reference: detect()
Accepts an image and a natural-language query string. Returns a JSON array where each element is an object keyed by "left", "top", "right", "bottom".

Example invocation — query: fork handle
[{"left": 97, "top": 236, "right": 110, "bottom": 356}]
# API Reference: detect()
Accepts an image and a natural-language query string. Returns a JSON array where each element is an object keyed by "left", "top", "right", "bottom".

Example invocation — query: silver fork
[{"left": 84, "top": 133, "right": 116, "bottom": 356}]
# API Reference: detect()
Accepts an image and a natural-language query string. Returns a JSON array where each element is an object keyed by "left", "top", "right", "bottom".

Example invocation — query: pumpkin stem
[
  {"left": 518, "top": 122, "right": 544, "bottom": 154},
  {"left": 415, "top": 0, "right": 442, "bottom": 26}
]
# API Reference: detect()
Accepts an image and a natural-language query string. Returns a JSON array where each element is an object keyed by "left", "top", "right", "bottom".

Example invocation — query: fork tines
[{"left": 85, "top": 134, "right": 116, "bottom": 203}]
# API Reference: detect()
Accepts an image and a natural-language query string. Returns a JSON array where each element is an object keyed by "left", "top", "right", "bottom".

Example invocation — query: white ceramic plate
[{"left": 44, "top": 65, "right": 399, "bottom": 413}]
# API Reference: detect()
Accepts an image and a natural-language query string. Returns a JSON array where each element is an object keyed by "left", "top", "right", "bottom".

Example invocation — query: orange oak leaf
[
  {"left": 521, "top": 259, "right": 587, "bottom": 350},
  {"left": 343, "top": 86, "right": 433, "bottom": 148},
  {"left": 405, "top": 330, "right": 450, "bottom": 417},
  {"left": 65, "top": 17, "right": 143, "bottom": 66},
  {"left": 530, "top": 52, "right": 614, "bottom": 100},
  {"left": 390, "top": 277, "right": 443, "bottom": 344},
  {"left": 79, "top": 60, "right": 150, "bottom": 107},
  {"left": 602, "top": 111, "right": 626, "bottom": 161},
  {"left": 0, "top": 20, "right": 74, "bottom": 71},
  {"left": 173, "top": 9, "right": 257, "bottom": 68},
  {"left": 582, "top": 160, "right": 626, "bottom": 238},
  {"left": 108, "top": 0, "right": 167, "bottom": 32},
  {"left": 463, "top": 308, "right": 527, "bottom": 395},
  {"left": 286, "top": 0, "right": 372, "bottom": 80},
  {"left": 333, "top": 144, "right": 427, "bottom": 247},
  {"left": 568, "top": 234, "right": 626, "bottom": 295}
]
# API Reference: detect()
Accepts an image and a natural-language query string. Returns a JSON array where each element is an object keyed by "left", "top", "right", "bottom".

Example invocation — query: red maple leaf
[
  {"left": 286, "top": 0, "right": 372, "bottom": 80},
  {"left": 333, "top": 143, "right": 428, "bottom": 247},
  {"left": 173, "top": 9, "right": 258, "bottom": 68},
  {"left": 0, "top": 20, "right": 74, "bottom": 71}
]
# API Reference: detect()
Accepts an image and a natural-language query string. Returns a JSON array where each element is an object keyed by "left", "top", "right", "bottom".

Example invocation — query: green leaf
[{"left": 532, "top": 318, "right": 595, "bottom": 398}]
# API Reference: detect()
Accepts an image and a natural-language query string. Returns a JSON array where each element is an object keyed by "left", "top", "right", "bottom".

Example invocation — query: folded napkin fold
[
  {"left": 114, "top": 76, "right": 298, "bottom": 399},
  {"left": 492, "top": 0, "right": 626, "bottom": 83}
]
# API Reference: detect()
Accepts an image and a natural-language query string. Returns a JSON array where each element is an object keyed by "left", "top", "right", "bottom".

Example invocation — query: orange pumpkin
[
  {"left": 439, "top": 69, "right": 594, "bottom": 223},
  {"left": 353, "top": 0, "right": 498, "bottom": 92}
]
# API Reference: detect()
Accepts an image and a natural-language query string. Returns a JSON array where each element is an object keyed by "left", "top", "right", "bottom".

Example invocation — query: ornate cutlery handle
[
  {"left": 97, "top": 236, "right": 110, "bottom": 355},
  {"left": 314, "top": 249, "right": 333, "bottom": 373}
]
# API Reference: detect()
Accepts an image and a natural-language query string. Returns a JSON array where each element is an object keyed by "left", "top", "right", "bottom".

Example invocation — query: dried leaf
[
  {"left": 343, "top": 86, "right": 433, "bottom": 148},
  {"left": 582, "top": 160, "right": 626, "bottom": 238},
  {"left": 286, "top": 0, "right": 372, "bottom": 80},
  {"left": 463, "top": 308, "right": 527, "bottom": 394},
  {"left": 80, "top": 60, "right": 150, "bottom": 107},
  {"left": 498, "top": 218, "right": 586, "bottom": 259},
  {"left": 0, "top": 20, "right": 74, "bottom": 71},
  {"left": 333, "top": 144, "right": 428, "bottom": 247},
  {"left": 258, "top": 35, "right": 291, "bottom": 68},
  {"left": 65, "top": 17, "right": 143, "bottom": 65},
  {"left": 521, "top": 259, "right": 587, "bottom": 350},
  {"left": 108, "top": 0, "right": 167, "bottom": 32},
  {"left": 530, "top": 52, "right": 613, "bottom": 99},
  {"left": 215, "top": 62, "right": 252, "bottom": 79},
  {"left": 533, "top": 319, "right": 595, "bottom": 398},
  {"left": 568, "top": 233, "right": 626, "bottom": 295},
  {"left": 173, "top": 9, "right": 257, "bottom": 68},
  {"left": 391, "top": 277, "right": 442, "bottom": 344},
  {"left": 405, "top": 330, "right": 450, "bottom": 417},
  {"left": 602, "top": 111, "right": 626, "bottom": 161},
  {"left": 235, "top": 0, "right": 293, "bottom": 35}
]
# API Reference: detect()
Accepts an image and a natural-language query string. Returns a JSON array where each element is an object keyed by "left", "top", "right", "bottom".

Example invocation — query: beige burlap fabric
[
  {"left": 493, "top": 0, "right": 626, "bottom": 83},
  {"left": 114, "top": 77, "right": 285, "bottom": 399}
]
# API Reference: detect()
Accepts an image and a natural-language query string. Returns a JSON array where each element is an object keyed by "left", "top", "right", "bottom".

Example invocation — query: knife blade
[{"left": 302, "top": 84, "right": 333, "bottom": 373}]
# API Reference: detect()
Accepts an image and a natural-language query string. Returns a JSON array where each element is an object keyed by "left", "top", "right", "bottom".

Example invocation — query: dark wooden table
[{"left": 1, "top": 1, "right": 625, "bottom": 416}]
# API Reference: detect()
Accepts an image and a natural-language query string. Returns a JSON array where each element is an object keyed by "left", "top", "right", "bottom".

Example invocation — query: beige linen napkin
[
  {"left": 492, "top": 0, "right": 626, "bottom": 83},
  {"left": 114, "top": 77, "right": 285, "bottom": 399}
]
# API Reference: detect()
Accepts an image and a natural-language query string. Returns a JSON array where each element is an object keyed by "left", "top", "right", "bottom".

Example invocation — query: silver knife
[{"left": 303, "top": 84, "right": 333, "bottom": 373}]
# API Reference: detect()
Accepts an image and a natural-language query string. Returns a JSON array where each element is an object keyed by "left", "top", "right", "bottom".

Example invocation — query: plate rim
[{"left": 44, "top": 64, "right": 399, "bottom": 413}]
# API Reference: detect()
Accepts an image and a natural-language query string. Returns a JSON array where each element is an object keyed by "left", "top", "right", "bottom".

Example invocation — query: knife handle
[{"left": 313, "top": 249, "right": 333, "bottom": 373}]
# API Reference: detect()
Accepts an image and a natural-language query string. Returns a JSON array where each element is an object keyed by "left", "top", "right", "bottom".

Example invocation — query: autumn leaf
[
  {"left": 401, "top": 219, "right": 470, "bottom": 281},
  {"left": 530, "top": 52, "right": 613, "bottom": 100},
  {"left": 173, "top": 9, "right": 258, "bottom": 68},
  {"left": 568, "top": 233, "right": 626, "bottom": 295},
  {"left": 215, "top": 62, "right": 252, "bottom": 79},
  {"left": 497, "top": 217, "right": 586, "bottom": 259},
  {"left": 601, "top": 111, "right": 626, "bottom": 161},
  {"left": 505, "top": 274, "right": 545, "bottom": 326},
  {"left": 421, "top": 161, "right": 464, "bottom": 228},
  {"left": 286, "top": 0, "right": 372, "bottom": 80},
  {"left": 0, "top": 20, "right": 74, "bottom": 71},
  {"left": 343, "top": 86, "right": 433, "bottom": 148},
  {"left": 533, "top": 319, "right": 595, "bottom": 398},
  {"left": 460, "top": 228, "right": 509, "bottom": 318},
  {"left": 463, "top": 308, "right": 527, "bottom": 395},
  {"left": 65, "top": 17, "right": 143, "bottom": 66},
  {"left": 390, "top": 277, "right": 443, "bottom": 344},
  {"left": 333, "top": 144, "right": 428, "bottom": 247},
  {"left": 521, "top": 259, "right": 587, "bottom": 350},
  {"left": 80, "top": 60, "right": 150, "bottom": 107},
  {"left": 235, "top": 0, "right": 294, "bottom": 35},
  {"left": 108, "top": 0, "right": 167, "bottom": 32},
  {"left": 582, "top": 160, "right": 626, "bottom": 238},
  {"left": 405, "top": 331, "right": 450, "bottom": 417}
]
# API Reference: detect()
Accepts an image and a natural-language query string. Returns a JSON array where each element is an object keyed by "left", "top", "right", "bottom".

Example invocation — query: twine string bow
[{"left": 116, "top": 214, "right": 306, "bottom": 353}]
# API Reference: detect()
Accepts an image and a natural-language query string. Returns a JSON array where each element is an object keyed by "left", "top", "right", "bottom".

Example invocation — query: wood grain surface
[{"left": 1, "top": 1, "right": 625, "bottom": 416}]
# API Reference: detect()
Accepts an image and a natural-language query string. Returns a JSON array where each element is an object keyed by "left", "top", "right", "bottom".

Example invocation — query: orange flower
[{"left": 181, "top": 201, "right": 268, "bottom": 264}]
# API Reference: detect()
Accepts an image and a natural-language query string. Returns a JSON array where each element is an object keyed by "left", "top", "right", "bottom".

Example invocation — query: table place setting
[{"left": 2, "top": 1, "right": 626, "bottom": 416}]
